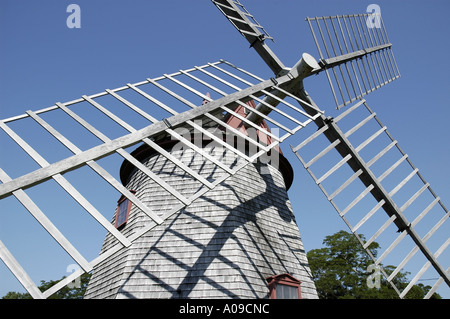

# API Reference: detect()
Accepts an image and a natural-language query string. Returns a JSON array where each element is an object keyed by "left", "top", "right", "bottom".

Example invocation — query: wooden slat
[
  {"left": 388, "top": 168, "right": 419, "bottom": 197},
  {"left": 377, "top": 230, "right": 408, "bottom": 266},
  {"left": 106, "top": 89, "right": 158, "bottom": 123},
  {"left": 292, "top": 124, "right": 329, "bottom": 152},
  {"left": 363, "top": 215, "right": 397, "bottom": 249},
  {"left": 88, "top": 160, "right": 165, "bottom": 224},
  {"left": 328, "top": 169, "right": 363, "bottom": 201},
  {"left": 212, "top": 0, "right": 284, "bottom": 75},
  {"left": 263, "top": 86, "right": 323, "bottom": 119},
  {"left": 377, "top": 154, "right": 408, "bottom": 182},
  {"left": 334, "top": 98, "right": 365, "bottom": 122},
  {"left": 425, "top": 267, "right": 449, "bottom": 299},
  {"left": 142, "top": 137, "right": 214, "bottom": 189},
  {"left": 344, "top": 112, "right": 376, "bottom": 137},
  {"left": 0, "top": 62, "right": 225, "bottom": 125},
  {"left": 305, "top": 139, "right": 340, "bottom": 168},
  {"left": 307, "top": 14, "right": 400, "bottom": 108},
  {"left": 411, "top": 197, "right": 441, "bottom": 227},
  {"left": 400, "top": 239, "right": 449, "bottom": 298},
  {"left": 316, "top": 154, "right": 352, "bottom": 184},
  {"left": 352, "top": 199, "right": 385, "bottom": 232},
  {"left": 340, "top": 184, "right": 374, "bottom": 217},
  {"left": 116, "top": 148, "right": 192, "bottom": 205},
  {"left": 55, "top": 106, "right": 164, "bottom": 224},
  {"left": 82, "top": 95, "right": 137, "bottom": 132},
  {"left": 355, "top": 126, "right": 387, "bottom": 152},
  {"left": 367, "top": 140, "right": 398, "bottom": 167},
  {"left": 0, "top": 169, "right": 92, "bottom": 272},
  {"left": 0, "top": 239, "right": 45, "bottom": 299},
  {"left": 400, "top": 183, "right": 430, "bottom": 212}
]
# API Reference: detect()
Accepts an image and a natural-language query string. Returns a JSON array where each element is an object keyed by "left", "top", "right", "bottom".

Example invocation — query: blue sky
[{"left": 0, "top": 1, "right": 449, "bottom": 298}]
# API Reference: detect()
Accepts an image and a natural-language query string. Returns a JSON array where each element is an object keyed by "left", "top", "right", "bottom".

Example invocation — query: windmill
[{"left": 0, "top": 1, "right": 448, "bottom": 299}]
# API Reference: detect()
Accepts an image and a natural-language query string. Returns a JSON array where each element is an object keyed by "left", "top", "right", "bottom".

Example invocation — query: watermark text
[
  {"left": 66, "top": 4, "right": 81, "bottom": 29},
  {"left": 366, "top": 4, "right": 381, "bottom": 29}
]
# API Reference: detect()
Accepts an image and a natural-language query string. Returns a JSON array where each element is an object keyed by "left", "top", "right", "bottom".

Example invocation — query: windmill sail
[
  {"left": 211, "top": 0, "right": 285, "bottom": 75},
  {"left": 0, "top": 60, "right": 321, "bottom": 298},
  {"left": 212, "top": 0, "right": 448, "bottom": 298},
  {"left": 306, "top": 14, "right": 401, "bottom": 109},
  {"left": 291, "top": 99, "right": 449, "bottom": 298}
]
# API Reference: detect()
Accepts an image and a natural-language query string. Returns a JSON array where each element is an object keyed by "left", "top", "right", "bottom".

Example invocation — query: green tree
[
  {"left": 307, "top": 230, "right": 441, "bottom": 299},
  {"left": 2, "top": 273, "right": 91, "bottom": 299}
]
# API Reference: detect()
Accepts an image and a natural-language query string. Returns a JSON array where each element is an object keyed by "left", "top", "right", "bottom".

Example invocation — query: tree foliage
[
  {"left": 2, "top": 273, "right": 91, "bottom": 299},
  {"left": 307, "top": 230, "right": 441, "bottom": 299}
]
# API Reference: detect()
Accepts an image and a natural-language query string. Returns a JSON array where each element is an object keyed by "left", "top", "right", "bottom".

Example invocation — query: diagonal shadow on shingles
[{"left": 117, "top": 163, "right": 297, "bottom": 299}]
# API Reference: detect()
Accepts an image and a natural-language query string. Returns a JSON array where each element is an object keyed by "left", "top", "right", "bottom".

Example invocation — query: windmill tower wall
[{"left": 84, "top": 116, "right": 318, "bottom": 299}]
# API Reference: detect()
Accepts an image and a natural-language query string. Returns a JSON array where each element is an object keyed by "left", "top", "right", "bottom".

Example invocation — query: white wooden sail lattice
[
  {"left": 306, "top": 14, "right": 401, "bottom": 109},
  {"left": 213, "top": 0, "right": 448, "bottom": 298},
  {"left": 0, "top": 0, "right": 448, "bottom": 299},
  {"left": 0, "top": 60, "right": 321, "bottom": 299},
  {"left": 291, "top": 100, "right": 449, "bottom": 298}
]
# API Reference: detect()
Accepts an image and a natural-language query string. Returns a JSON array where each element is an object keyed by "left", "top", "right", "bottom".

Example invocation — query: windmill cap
[{"left": 119, "top": 137, "right": 294, "bottom": 190}]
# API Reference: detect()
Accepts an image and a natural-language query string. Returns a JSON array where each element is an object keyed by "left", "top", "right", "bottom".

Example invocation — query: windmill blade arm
[
  {"left": 291, "top": 97, "right": 450, "bottom": 296},
  {"left": 316, "top": 43, "right": 392, "bottom": 72},
  {"left": 211, "top": 0, "right": 286, "bottom": 75},
  {"left": 0, "top": 71, "right": 295, "bottom": 200},
  {"left": 306, "top": 14, "right": 401, "bottom": 109}
]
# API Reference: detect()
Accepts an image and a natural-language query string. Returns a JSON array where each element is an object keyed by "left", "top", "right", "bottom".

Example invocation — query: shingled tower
[{"left": 84, "top": 100, "right": 318, "bottom": 299}]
